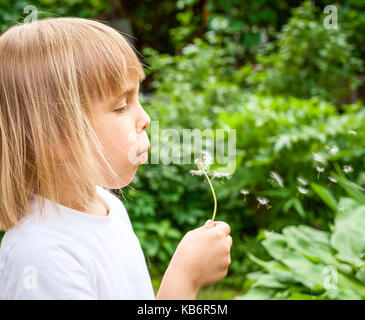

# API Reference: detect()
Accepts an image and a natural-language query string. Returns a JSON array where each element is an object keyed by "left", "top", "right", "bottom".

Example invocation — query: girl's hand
[{"left": 168, "top": 220, "right": 232, "bottom": 290}]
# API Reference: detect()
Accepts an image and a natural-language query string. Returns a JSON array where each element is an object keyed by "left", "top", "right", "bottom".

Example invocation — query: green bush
[
  {"left": 236, "top": 175, "right": 365, "bottom": 300},
  {"left": 1, "top": 1, "right": 364, "bottom": 295},
  {"left": 122, "top": 35, "right": 365, "bottom": 283},
  {"left": 327, "top": 0, "right": 365, "bottom": 60},
  {"left": 170, "top": 0, "right": 303, "bottom": 60},
  {"left": 247, "top": 0, "right": 363, "bottom": 103},
  {"left": 215, "top": 94, "right": 365, "bottom": 229},
  {"left": 0, "top": 0, "right": 111, "bottom": 33}
]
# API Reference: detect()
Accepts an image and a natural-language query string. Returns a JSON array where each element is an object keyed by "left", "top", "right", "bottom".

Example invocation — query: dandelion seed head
[
  {"left": 195, "top": 150, "right": 213, "bottom": 171},
  {"left": 343, "top": 165, "right": 353, "bottom": 174},
  {"left": 297, "top": 177, "right": 308, "bottom": 186},
  {"left": 297, "top": 186, "right": 309, "bottom": 194},
  {"left": 316, "top": 166, "right": 325, "bottom": 173},
  {"left": 270, "top": 171, "right": 284, "bottom": 187},
  {"left": 348, "top": 130, "right": 357, "bottom": 135},
  {"left": 240, "top": 189, "right": 250, "bottom": 195}
]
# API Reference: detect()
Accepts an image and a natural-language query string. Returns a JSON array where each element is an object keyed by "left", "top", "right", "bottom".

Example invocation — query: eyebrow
[{"left": 108, "top": 82, "right": 140, "bottom": 108}]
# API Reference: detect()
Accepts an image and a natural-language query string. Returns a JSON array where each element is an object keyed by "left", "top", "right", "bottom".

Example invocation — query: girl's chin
[
  {"left": 101, "top": 167, "right": 138, "bottom": 189},
  {"left": 102, "top": 152, "right": 149, "bottom": 189}
]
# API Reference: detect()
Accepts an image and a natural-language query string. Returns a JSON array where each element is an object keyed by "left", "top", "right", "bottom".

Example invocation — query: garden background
[{"left": 1, "top": 0, "right": 365, "bottom": 299}]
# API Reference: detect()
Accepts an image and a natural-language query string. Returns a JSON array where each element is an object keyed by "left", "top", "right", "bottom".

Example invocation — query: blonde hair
[{"left": 0, "top": 17, "right": 146, "bottom": 231}]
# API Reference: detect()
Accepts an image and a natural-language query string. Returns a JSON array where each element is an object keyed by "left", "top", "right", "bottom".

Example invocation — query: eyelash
[{"left": 114, "top": 104, "right": 130, "bottom": 114}]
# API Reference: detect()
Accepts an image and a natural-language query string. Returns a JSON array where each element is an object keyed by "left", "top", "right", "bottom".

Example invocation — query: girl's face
[{"left": 92, "top": 79, "right": 151, "bottom": 188}]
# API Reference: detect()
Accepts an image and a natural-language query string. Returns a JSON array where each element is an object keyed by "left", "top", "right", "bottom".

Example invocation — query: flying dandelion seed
[
  {"left": 257, "top": 196, "right": 271, "bottom": 210},
  {"left": 210, "top": 171, "right": 231, "bottom": 182},
  {"left": 316, "top": 166, "right": 325, "bottom": 179},
  {"left": 297, "top": 186, "right": 309, "bottom": 194},
  {"left": 257, "top": 196, "right": 269, "bottom": 205},
  {"left": 348, "top": 130, "right": 357, "bottom": 135},
  {"left": 270, "top": 171, "right": 284, "bottom": 187},
  {"left": 328, "top": 176, "right": 338, "bottom": 183},
  {"left": 240, "top": 189, "right": 250, "bottom": 201},
  {"left": 329, "top": 146, "right": 339, "bottom": 155},
  {"left": 297, "top": 177, "right": 309, "bottom": 186},
  {"left": 343, "top": 165, "right": 353, "bottom": 174},
  {"left": 312, "top": 152, "right": 325, "bottom": 163}
]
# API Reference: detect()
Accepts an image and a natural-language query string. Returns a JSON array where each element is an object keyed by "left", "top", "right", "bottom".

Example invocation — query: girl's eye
[{"left": 114, "top": 105, "right": 129, "bottom": 114}]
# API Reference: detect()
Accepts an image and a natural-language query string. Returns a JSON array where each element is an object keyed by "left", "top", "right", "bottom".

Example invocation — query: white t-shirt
[{"left": 0, "top": 186, "right": 156, "bottom": 300}]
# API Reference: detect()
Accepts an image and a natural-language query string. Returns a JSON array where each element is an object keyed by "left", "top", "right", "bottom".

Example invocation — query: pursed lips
[{"left": 137, "top": 144, "right": 150, "bottom": 156}]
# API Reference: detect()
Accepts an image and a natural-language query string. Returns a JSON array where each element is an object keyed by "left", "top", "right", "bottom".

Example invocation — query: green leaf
[
  {"left": 235, "top": 288, "right": 275, "bottom": 300},
  {"left": 334, "top": 174, "right": 365, "bottom": 205},
  {"left": 311, "top": 182, "right": 338, "bottom": 211}
]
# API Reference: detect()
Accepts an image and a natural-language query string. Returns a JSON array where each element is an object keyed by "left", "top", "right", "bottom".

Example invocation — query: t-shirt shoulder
[
  {"left": 0, "top": 186, "right": 145, "bottom": 299},
  {"left": 0, "top": 230, "right": 95, "bottom": 299}
]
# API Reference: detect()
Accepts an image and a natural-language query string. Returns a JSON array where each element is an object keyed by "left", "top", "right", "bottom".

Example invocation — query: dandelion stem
[{"left": 203, "top": 170, "right": 217, "bottom": 221}]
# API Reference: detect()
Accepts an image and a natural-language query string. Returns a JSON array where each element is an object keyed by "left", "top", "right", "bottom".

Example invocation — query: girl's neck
[{"left": 61, "top": 193, "right": 110, "bottom": 217}]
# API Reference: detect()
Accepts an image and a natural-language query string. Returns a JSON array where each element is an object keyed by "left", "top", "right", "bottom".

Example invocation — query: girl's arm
[
  {"left": 155, "top": 265, "right": 200, "bottom": 300},
  {"left": 155, "top": 220, "right": 232, "bottom": 300}
]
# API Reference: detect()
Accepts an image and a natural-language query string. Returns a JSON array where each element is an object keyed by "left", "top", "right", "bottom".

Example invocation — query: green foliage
[
  {"left": 0, "top": 0, "right": 111, "bottom": 33},
  {"left": 170, "top": 0, "right": 303, "bottom": 60},
  {"left": 216, "top": 94, "right": 365, "bottom": 230},
  {"left": 236, "top": 180, "right": 365, "bottom": 300},
  {"left": 325, "top": 0, "right": 365, "bottom": 60},
  {"left": 129, "top": 33, "right": 365, "bottom": 282},
  {"left": 247, "top": 1, "right": 363, "bottom": 102},
  {"left": 134, "top": 218, "right": 181, "bottom": 264},
  {"left": 1, "top": 0, "right": 365, "bottom": 298},
  {"left": 310, "top": 182, "right": 337, "bottom": 211}
]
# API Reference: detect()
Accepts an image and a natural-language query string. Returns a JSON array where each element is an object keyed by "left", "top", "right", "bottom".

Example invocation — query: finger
[
  {"left": 195, "top": 220, "right": 214, "bottom": 232},
  {"left": 214, "top": 221, "right": 231, "bottom": 235},
  {"left": 203, "top": 219, "right": 216, "bottom": 229}
]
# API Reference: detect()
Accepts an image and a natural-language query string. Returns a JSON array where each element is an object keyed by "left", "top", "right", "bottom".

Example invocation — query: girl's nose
[
  {"left": 141, "top": 115, "right": 150, "bottom": 131},
  {"left": 138, "top": 108, "right": 151, "bottom": 132}
]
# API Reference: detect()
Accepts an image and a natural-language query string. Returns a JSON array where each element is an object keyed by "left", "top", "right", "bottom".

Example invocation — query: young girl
[{"left": 0, "top": 17, "right": 232, "bottom": 299}]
